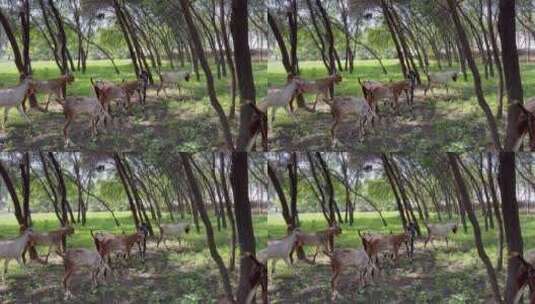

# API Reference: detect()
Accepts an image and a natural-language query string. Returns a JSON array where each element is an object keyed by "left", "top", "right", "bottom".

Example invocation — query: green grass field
[
  {"left": 0, "top": 59, "right": 267, "bottom": 151},
  {"left": 0, "top": 210, "right": 532, "bottom": 303},
  {"left": 267, "top": 212, "right": 535, "bottom": 303},
  {"left": 0, "top": 212, "right": 267, "bottom": 303},
  {"left": 266, "top": 60, "right": 535, "bottom": 152}
]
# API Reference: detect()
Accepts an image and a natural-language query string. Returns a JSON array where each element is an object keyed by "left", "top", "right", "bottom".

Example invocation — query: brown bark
[
  {"left": 182, "top": 154, "right": 233, "bottom": 302},
  {"left": 448, "top": 154, "right": 502, "bottom": 303}
]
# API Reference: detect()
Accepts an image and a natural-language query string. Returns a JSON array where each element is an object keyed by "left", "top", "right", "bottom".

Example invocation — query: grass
[
  {"left": 0, "top": 212, "right": 268, "bottom": 303},
  {"left": 267, "top": 211, "right": 535, "bottom": 303},
  {"left": 1, "top": 210, "right": 531, "bottom": 303},
  {"left": 0, "top": 59, "right": 267, "bottom": 151},
  {"left": 266, "top": 59, "right": 535, "bottom": 151}
]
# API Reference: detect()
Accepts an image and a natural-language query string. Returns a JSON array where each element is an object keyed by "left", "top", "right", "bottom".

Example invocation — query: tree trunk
[
  {"left": 180, "top": 0, "right": 234, "bottom": 149},
  {"left": 181, "top": 154, "right": 233, "bottom": 302},
  {"left": 498, "top": 152, "right": 523, "bottom": 302},
  {"left": 230, "top": 152, "right": 258, "bottom": 303},
  {"left": 447, "top": 0, "right": 501, "bottom": 150},
  {"left": 448, "top": 154, "right": 502, "bottom": 303}
]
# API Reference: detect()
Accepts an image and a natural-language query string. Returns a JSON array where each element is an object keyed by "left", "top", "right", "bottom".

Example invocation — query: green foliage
[
  {"left": 94, "top": 26, "right": 129, "bottom": 58},
  {"left": 364, "top": 178, "right": 395, "bottom": 210}
]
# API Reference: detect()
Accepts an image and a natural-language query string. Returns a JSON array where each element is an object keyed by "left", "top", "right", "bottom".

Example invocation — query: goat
[
  {"left": 0, "top": 77, "right": 35, "bottom": 129},
  {"left": 58, "top": 248, "right": 111, "bottom": 300},
  {"left": 424, "top": 71, "right": 458, "bottom": 96},
  {"left": 0, "top": 228, "right": 34, "bottom": 281},
  {"left": 244, "top": 252, "right": 269, "bottom": 304},
  {"left": 138, "top": 70, "right": 150, "bottom": 105},
  {"left": 257, "top": 229, "right": 300, "bottom": 274},
  {"left": 424, "top": 222, "right": 458, "bottom": 248},
  {"left": 406, "top": 222, "right": 418, "bottom": 259},
  {"left": 34, "top": 74, "right": 75, "bottom": 110},
  {"left": 384, "top": 232, "right": 410, "bottom": 263},
  {"left": 27, "top": 226, "right": 75, "bottom": 263},
  {"left": 96, "top": 231, "right": 145, "bottom": 264},
  {"left": 157, "top": 71, "right": 191, "bottom": 97},
  {"left": 512, "top": 252, "right": 535, "bottom": 304},
  {"left": 325, "top": 237, "right": 377, "bottom": 302},
  {"left": 91, "top": 78, "right": 128, "bottom": 118},
  {"left": 61, "top": 93, "right": 111, "bottom": 147},
  {"left": 525, "top": 249, "right": 535, "bottom": 266},
  {"left": 357, "top": 230, "right": 390, "bottom": 266},
  {"left": 295, "top": 74, "right": 342, "bottom": 111},
  {"left": 256, "top": 77, "right": 306, "bottom": 123},
  {"left": 358, "top": 78, "right": 391, "bottom": 118},
  {"left": 330, "top": 96, "right": 377, "bottom": 148},
  {"left": 245, "top": 101, "right": 269, "bottom": 152},
  {"left": 137, "top": 223, "right": 150, "bottom": 261},
  {"left": 513, "top": 99, "right": 535, "bottom": 151},
  {"left": 388, "top": 72, "right": 418, "bottom": 113},
  {"left": 293, "top": 225, "right": 342, "bottom": 263},
  {"left": 157, "top": 223, "right": 191, "bottom": 249}
]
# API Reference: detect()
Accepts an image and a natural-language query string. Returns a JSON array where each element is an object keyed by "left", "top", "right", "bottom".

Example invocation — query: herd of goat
[
  {"left": 247, "top": 69, "right": 465, "bottom": 150},
  {"left": 0, "top": 70, "right": 191, "bottom": 146},
  {"left": 2, "top": 69, "right": 535, "bottom": 150},
  {"left": 0, "top": 68, "right": 468, "bottom": 147},
  {"left": 0, "top": 222, "right": 191, "bottom": 300},
  {"left": 0, "top": 221, "right": 534, "bottom": 302}
]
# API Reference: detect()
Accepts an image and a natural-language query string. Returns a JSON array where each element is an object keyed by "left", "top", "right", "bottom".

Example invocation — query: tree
[
  {"left": 448, "top": 154, "right": 502, "bottom": 303},
  {"left": 181, "top": 153, "right": 233, "bottom": 302}
]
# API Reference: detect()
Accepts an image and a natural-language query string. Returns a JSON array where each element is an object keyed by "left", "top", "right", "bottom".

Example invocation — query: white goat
[
  {"left": 0, "top": 78, "right": 34, "bottom": 129},
  {"left": 326, "top": 248, "right": 377, "bottom": 301},
  {"left": 257, "top": 78, "right": 305, "bottom": 123},
  {"left": 61, "top": 96, "right": 110, "bottom": 147},
  {"left": 29, "top": 226, "right": 75, "bottom": 262},
  {"left": 294, "top": 226, "right": 342, "bottom": 263},
  {"left": 59, "top": 248, "right": 111, "bottom": 299},
  {"left": 257, "top": 229, "right": 300, "bottom": 274},
  {"left": 424, "top": 222, "right": 458, "bottom": 248},
  {"left": 157, "top": 223, "right": 191, "bottom": 248},
  {"left": 330, "top": 96, "right": 377, "bottom": 147},
  {"left": 525, "top": 248, "right": 535, "bottom": 265},
  {"left": 0, "top": 229, "right": 34, "bottom": 281},
  {"left": 425, "top": 71, "right": 458, "bottom": 95},
  {"left": 157, "top": 71, "right": 191, "bottom": 97}
]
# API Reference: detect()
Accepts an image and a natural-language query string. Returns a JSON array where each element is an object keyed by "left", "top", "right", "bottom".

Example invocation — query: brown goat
[
  {"left": 93, "top": 231, "right": 145, "bottom": 264},
  {"left": 34, "top": 74, "right": 75, "bottom": 110},
  {"left": 26, "top": 226, "right": 75, "bottom": 263}
]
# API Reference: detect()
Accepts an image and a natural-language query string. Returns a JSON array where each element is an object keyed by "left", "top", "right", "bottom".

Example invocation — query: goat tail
[{"left": 322, "top": 249, "right": 333, "bottom": 259}]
